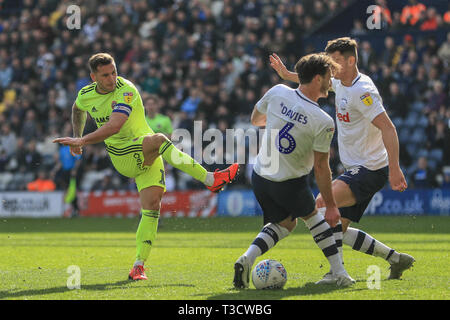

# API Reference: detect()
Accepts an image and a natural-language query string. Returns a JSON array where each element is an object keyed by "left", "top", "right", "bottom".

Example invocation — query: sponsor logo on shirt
[
  {"left": 360, "top": 92, "right": 373, "bottom": 106},
  {"left": 94, "top": 116, "right": 110, "bottom": 124},
  {"left": 337, "top": 112, "right": 350, "bottom": 122}
]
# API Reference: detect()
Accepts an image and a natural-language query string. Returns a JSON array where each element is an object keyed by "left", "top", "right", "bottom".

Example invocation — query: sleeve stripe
[
  {"left": 112, "top": 109, "right": 131, "bottom": 116},
  {"left": 115, "top": 103, "right": 132, "bottom": 111}
]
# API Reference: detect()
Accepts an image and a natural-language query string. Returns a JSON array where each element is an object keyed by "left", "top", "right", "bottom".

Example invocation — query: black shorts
[
  {"left": 337, "top": 165, "right": 388, "bottom": 222},
  {"left": 252, "top": 170, "right": 316, "bottom": 225}
]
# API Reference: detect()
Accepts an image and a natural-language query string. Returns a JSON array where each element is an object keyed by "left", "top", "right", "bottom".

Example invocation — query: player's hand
[
  {"left": 316, "top": 195, "right": 325, "bottom": 208},
  {"left": 269, "top": 53, "right": 290, "bottom": 80},
  {"left": 70, "top": 146, "right": 83, "bottom": 156},
  {"left": 53, "top": 137, "right": 84, "bottom": 156},
  {"left": 389, "top": 166, "right": 408, "bottom": 192},
  {"left": 324, "top": 206, "right": 340, "bottom": 228}
]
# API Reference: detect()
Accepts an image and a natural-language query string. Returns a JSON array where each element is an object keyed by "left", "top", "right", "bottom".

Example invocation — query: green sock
[
  {"left": 135, "top": 209, "right": 160, "bottom": 263},
  {"left": 159, "top": 140, "right": 208, "bottom": 183}
]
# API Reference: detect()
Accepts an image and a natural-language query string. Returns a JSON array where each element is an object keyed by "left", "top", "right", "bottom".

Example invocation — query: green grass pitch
[{"left": 0, "top": 216, "right": 449, "bottom": 300}]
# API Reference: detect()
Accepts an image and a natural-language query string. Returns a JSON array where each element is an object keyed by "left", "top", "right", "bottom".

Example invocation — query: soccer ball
[{"left": 252, "top": 259, "right": 287, "bottom": 289}]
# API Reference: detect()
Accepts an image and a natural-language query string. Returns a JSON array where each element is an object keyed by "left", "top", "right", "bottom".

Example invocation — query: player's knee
[
  {"left": 143, "top": 133, "right": 168, "bottom": 150},
  {"left": 286, "top": 219, "right": 297, "bottom": 232},
  {"left": 144, "top": 195, "right": 162, "bottom": 211},
  {"left": 279, "top": 217, "right": 297, "bottom": 233}
]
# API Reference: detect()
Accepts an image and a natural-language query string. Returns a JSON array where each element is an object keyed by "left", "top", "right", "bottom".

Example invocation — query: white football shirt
[
  {"left": 253, "top": 84, "right": 335, "bottom": 182},
  {"left": 332, "top": 73, "right": 388, "bottom": 171}
]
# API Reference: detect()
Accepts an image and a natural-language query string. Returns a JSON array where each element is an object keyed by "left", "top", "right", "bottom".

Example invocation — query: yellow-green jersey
[
  {"left": 75, "top": 76, "right": 154, "bottom": 146},
  {"left": 75, "top": 76, "right": 165, "bottom": 192}
]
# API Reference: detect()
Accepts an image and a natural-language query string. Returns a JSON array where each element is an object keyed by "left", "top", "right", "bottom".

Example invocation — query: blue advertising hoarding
[{"left": 217, "top": 189, "right": 450, "bottom": 217}]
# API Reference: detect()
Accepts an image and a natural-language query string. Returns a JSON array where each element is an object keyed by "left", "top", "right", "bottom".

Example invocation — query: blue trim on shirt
[
  {"left": 352, "top": 74, "right": 361, "bottom": 86},
  {"left": 112, "top": 109, "right": 131, "bottom": 116},
  {"left": 115, "top": 103, "right": 132, "bottom": 111},
  {"left": 295, "top": 90, "right": 319, "bottom": 107}
]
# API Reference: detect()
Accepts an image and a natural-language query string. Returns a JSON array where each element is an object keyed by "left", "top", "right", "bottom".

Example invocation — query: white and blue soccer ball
[{"left": 252, "top": 259, "right": 287, "bottom": 289}]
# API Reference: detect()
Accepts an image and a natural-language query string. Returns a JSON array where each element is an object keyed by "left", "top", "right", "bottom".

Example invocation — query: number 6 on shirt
[{"left": 276, "top": 122, "right": 296, "bottom": 154}]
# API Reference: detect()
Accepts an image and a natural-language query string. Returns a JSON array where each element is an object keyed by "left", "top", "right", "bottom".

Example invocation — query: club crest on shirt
[
  {"left": 360, "top": 92, "right": 373, "bottom": 106},
  {"left": 123, "top": 92, "right": 133, "bottom": 104}
]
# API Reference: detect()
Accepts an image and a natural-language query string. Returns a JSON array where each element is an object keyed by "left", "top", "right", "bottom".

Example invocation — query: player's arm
[
  {"left": 270, "top": 53, "right": 300, "bottom": 83},
  {"left": 371, "top": 112, "right": 408, "bottom": 192},
  {"left": 313, "top": 150, "right": 340, "bottom": 227},
  {"left": 81, "top": 112, "right": 128, "bottom": 145},
  {"left": 251, "top": 106, "right": 267, "bottom": 127},
  {"left": 72, "top": 102, "right": 87, "bottom": 138},
  {"left": 54, "top": 112, "right": 128, "bottom": 148}
]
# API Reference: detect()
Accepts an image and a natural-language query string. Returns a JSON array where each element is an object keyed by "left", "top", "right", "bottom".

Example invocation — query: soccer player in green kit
[{"left": 54, "top": 53, "right": 239, "bottom": 280}]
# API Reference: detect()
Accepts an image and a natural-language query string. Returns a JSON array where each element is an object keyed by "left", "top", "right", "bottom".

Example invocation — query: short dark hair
[
  {"left": 88, "top": 53, "right": 115, "bottom": 73},
  {"left": 295, "top": 53, "right": 340, "bottom": 84},
  {"left": 325, "top": 37, "right": 358, "bottom": 59}
]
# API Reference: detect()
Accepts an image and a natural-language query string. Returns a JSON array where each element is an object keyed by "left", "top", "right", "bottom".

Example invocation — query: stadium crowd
[{"left": 0, "top": 0, "right": 449, "bottom": 193}]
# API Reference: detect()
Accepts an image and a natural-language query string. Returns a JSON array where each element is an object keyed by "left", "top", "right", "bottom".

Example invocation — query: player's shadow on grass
[
  {"left": 206, "top": 281, "right": 366, "bottom": 300},
  {"left": 0, "top": 280, "right": 195, "bottom": 299}
]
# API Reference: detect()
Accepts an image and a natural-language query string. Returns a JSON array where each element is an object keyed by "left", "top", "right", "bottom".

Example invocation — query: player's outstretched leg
[
  {"left": 303, "top": 212, "right": 354, "bottom": 287},
  {"left": 143, "top": 134, "right": 239, "bottom": 193},
  {"left": 234, "top": 222, "right": 291, "bottom": 289},
  {"left": 343, "top": 227, "right": 415, "bottom": 279}
]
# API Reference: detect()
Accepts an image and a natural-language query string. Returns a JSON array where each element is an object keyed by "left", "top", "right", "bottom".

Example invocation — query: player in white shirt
[
  {"left": 233, "top": 53, "right": 354, "bottom": 289},
  {"left": 269, "top": 37, "right": 415, "bottom": 282}
]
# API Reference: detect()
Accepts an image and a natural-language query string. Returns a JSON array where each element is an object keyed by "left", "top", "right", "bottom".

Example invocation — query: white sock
[
  {"left": 343, "top": 227, "right": 400, "bottom": 264},
  {"left": 317, "top": 208, "right": 344, "bottom": 269},
  {"left": 244, "top": 223, "right": 290, "bottom": 266},
  {"left": 304, "top": 213, "right": 346, "bottom": 276},
  {"left": 204, "top": 172, "right": 214, "bottom": 187}
]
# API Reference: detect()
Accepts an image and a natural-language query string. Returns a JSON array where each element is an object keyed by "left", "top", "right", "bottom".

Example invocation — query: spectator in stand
[
  {"left": 420, "top": 7, "right": 440, "bottom": 31},
  {"left": 0, "top": 148, "right": 9, "bottom": 172},
  {"left": 16, "top": 139, "right": 42, "bottom": 173},
  {"left": 411, "top": 156, "right": 436, "bottom": 188},
  {"left": 180, "top": 87, "right": 202, "bottom": 118},
  {"left": 54, "top": 124, "right": 82, "bottom": 190},
  {"left": 27, "top": 169, "right": 56, "bottom": 192},
  {"left": 438, "top": 32, "right": 450, "bottom": 65},
  {"left": 350, "top": 20, "right": 366, "bottom": 36},
  {"left": 91, "top": 172, "right": 117, "bottom": 191},
  {"left": 401, "top": 0, "right": 427, "bottom": 26},
  {"left": 373, "top": 0, "right": 392, "bottom": 29},
  {"left": 444, "top": 4, "right": 450, "bottom": 25},
  {"left": 425, "top": 81, "right": 447, "bottom": 114},
  {"left": 384, "top": 82, "right": 409, "bottom": 119},
  {"left": 0, "top": 124, "right": 17, "bottom": 157},
  {"left": 144, "top": 94, "right": 173, "bottom": 138},
  {"left": 20, "top": 109, "right": 40, "bottom": 143},
  {"left": 358, "top": 41, "right": 377, "bottom": 72},
  {"left": 441, "top": 167, "right": 450, "bottom": 188},
  {"left": 427, "top": 120, "right": 446, "bottom": 150},
  {"left": 381, "top": 36, "right": 399, "bottom": 67},
  {"left": 0, "top": 60, "right": 13, "bottom": 89}
]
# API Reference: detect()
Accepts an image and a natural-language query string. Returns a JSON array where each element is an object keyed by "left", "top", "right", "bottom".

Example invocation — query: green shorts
[{"left": 106, "top": 135, "right": 166, "bottom": 192}]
